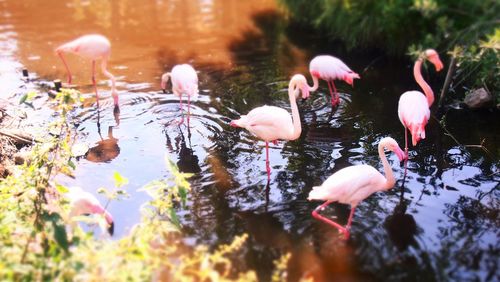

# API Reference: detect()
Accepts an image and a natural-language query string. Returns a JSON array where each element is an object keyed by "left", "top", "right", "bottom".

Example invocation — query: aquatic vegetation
[{"left": 0, "top": 89, "right": 274, "bottom": 281}]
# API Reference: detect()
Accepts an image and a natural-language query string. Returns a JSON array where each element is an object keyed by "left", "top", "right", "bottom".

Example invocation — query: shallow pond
[{"left": 1, "top": 0, "right": 498, "bottom": 280}]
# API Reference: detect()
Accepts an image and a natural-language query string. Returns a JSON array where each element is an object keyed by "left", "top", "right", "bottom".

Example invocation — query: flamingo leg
[
  {"left": 187, "top": 94, "right": 191, "bottom": 126},
  {"left": 330, "top": 80, "right": 339, "bottom": 106},
  {"left": 404, "top": 127, "right": 409, "bottom": 159},
  {"left": 326, "top": 80, "right": 336, "bottom": 106},
  {"left": 57, "top": 52, "right": 72, "bottom": 84},
  {"left": 178, "top": 96, "right": 184, "bottom": 125},
  {"left": 92, "top": 60, "right": 100, "bottom": 106},
  {"left": 312, "top": 201, "right": 349, "bottom": 239},
  {"left": 265, "top": 141, "right": 271, "bottom": 181}
]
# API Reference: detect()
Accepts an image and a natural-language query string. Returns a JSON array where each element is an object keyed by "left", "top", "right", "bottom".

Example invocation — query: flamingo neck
[
  {"left": 288, "top": 83, "right": 302, "bottom": 140},
  {"left": 414, "top": 58, "right": 434, "bottom": 106},
  {"left": 100, "top": 59, "right": 118, "bottom": 104},
  {"left": 308, "top": 75, "right": 319, "bottom": 92},
  {"left": 378, "top": 142, "right": 395, "bottom": 189}
]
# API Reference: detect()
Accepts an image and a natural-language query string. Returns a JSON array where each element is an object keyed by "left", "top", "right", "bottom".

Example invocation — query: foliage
[
  {"left": 280, "top": 0, "right": 500, "bottom": 97},
  {"left": 0, "top": 89, "right": 278, "bottom": 281}
]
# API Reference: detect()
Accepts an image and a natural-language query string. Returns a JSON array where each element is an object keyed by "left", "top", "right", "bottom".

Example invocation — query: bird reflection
[
  {"left": 384, "top": 177, "right": 418, "bottom": 251},
  {"left": 165, "top": 125, "right": 200, "bottom": 174},
  {"left": 86, "top": 110, "right": 120, "bottom": 163}
]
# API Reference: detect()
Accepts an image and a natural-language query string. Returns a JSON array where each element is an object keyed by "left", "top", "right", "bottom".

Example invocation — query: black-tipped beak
[
  {"left": 108, "top": 221, "right": 114, "bottom": 236},
  {"left": 162, "top": 89, "right": 166, "bottom": 94}
]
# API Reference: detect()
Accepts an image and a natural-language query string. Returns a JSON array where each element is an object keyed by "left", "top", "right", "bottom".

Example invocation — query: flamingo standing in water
[
  {"left": 398, "top": 49, "right": 443, "bottom": 158},
  {"left": 308, "top": 137, "right": 405, "bottom": 239},
  {"left": 55, "top": 34, "right": 118, "bottom": 106},
  {"left": 66, "top": 186, "right": 114, "bottom": 235},
  {"left": 161, "top": 64, "right": 199, "bottom": 125},
  {"left": 307, "top": 55, "right": 360, "bottom": 107},
  {"left": 230, "top": 74, "right": 310, "bottom": 181}
]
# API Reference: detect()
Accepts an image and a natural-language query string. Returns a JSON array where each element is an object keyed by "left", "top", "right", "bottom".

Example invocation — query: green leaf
[
  {"left": 113, "top": 171, "right": 129, "bottom": 188},
  {"left": 55, "top": 183, "right": 69, "bottom": 194},
  {"left": 169, "top": 207, "right": 181, "bottom": 229},
  {"left": 19, "top": 94, "right": 28, "bottom": 105},
  {"left": 68, "top": 159, "right": 76, "bottom": 170}
]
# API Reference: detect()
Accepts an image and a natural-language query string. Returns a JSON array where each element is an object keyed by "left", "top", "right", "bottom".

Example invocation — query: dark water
[{"left": 1, "top": 0, "right": 498, "bottom": 281}]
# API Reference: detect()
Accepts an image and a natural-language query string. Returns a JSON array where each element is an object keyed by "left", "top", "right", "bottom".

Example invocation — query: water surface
[{"left": 1, "top": 0, "right": 498, "bottom": 281}]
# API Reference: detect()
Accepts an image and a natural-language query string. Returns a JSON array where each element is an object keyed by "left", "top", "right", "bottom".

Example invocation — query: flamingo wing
[
  {"left": 244, "top": 106, "right": 293, "bottom": 141},
  {"left": 310, "top": 55, "right": 355, "bottom": 80},
  {"left": 309, "top": 165, "right": 385, "bottom": 206}
]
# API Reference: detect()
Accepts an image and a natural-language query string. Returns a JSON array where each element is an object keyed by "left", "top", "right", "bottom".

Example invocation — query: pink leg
[
  {"left": 326, "top": 80, "right": 336, "bottom": 106},
  {"left": 265, "top": 141, "right": 271, "bottom": 181},
  {"left": 404, "top": 127, "right": 409, "bottom": 160},
  {"left": 178, "top": 96, "right": 184, "bottom": 125},
  {"left": 187, "top": 94, "right": 191, "bottom": 126},
  {"left": 312, "top": 201, "right": 349, "bottom": 239},
  {"left": 57, "top": 52, "right": 72, "bottom": 84},
  {"left": 92, "top": 60, "right": 100, "bottom": 107},
  {"left": 330, "top": 80, "right": 339, "bottom": 106}
]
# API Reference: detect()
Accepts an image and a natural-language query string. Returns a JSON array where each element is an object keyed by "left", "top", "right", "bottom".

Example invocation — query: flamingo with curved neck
[
  {"left": 398, "top": 49, "right": 443, "bottom": 157},
  {"left": 230, "top": 74, "right": 310, "bottom": 181},
  {"left": 308, "top": 137, "right": 405, "bottom": 239},
  {"left": 306, "top": 55, "right": 360, "bottom": 107},
  {"left": 55, "top": 34, "right": 118, "bottom": 106}
]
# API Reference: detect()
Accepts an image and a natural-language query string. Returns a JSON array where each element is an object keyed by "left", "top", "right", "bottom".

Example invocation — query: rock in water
[{"left": 464, "top": 88, "right": 493, "bottom": 109}]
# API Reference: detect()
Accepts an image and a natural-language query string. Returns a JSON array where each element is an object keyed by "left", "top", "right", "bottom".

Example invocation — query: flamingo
[
  {"left": 161, "top": 64, "right": 199, "bottom": 125},
  {"left": 308, "top": 137, "right": 405, "bottom": 239},
  {"left": 55, "top": 34, "right": 118, "bottom": 106},
  {"left": 307, "top": 55, "right": 360, "bottom": 107},
  {"left": 230, "top": 74, "right": 310, "bottom": 181},
  {"left": 398, "top": 49, "right": 443, "bottom": 158},
  {"left": 66, "top": 186, "right": 114, "bottom": 235}
]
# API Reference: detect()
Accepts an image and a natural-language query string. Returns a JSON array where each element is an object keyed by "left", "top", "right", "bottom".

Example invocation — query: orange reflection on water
[{"left": 7, "top": 0, "right": 280, "bottom": 86}]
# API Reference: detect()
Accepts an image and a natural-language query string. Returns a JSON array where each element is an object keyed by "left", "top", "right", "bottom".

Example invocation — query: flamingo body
[
  {"left": 309, "top": 55, "right": 360, "bottom": 86},
  {"left": 398, "top": 90, "right": 430, "bottom": 146},
  {"left": 308, "top": 55, "right": 360, "bottom": 107},
  {"left": 56, "top": 34, "right": 111, "bottom": 60},
  {"left": 66, "top": 186, "right": 114, "bottom": 235},
  {"left": 55, "top": 34, "right": 118, "bottom": 106},
  {"left": 308, "top": 137, "right": 405, "bottom": 239},
  {"left": 231, "top": 105, "right": 295, "bottom": 142},
  {"left": 161, "top": 64, "right": 199, "bottom": 124},
  {"left": 230, "top": 74, "right": 309, "bottom": 180},
  {"left": 308, "top": 165, "right": 387, "bottom": 207}
]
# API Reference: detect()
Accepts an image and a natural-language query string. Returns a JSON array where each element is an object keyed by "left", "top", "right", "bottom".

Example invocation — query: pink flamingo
[
  {"left": 230, "top": 74, "right": 310, "bottom": 181},
  {"left": 161, "top": 64, "right": 199, "bottom": 125},
  {"left": 55, "top": 34, "right": 118, "bottom": 106},
  {"left": 307, "top": 55, "right": 360, "bottom": 107},
  {"left": 398, "top": 49, "right": 443, "bottom": 158},
  {"left": 67, "top": 186, "right": 114, "bottom": 235},
  {"left": 308, "top": 137, "right": 405, "bottom": 239}
]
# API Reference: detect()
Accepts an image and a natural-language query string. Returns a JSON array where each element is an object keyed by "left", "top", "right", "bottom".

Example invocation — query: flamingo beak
[
  {"left": 435, "top": 59, "right": 444, "bottom": 72},
  {"left": 229, "top": 121, "right": 238, "bottom": 127},
  {"left": 108, "top": 221, "right": 115, "bottom": 236},
  {"left": 301, "top": 86, "right": 310, "bottom": 100},
  {"left": 395, "top": 147, "right": 405, "bottom": 162}
]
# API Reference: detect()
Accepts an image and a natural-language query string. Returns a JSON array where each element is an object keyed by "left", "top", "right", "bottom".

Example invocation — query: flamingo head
[
  {"left": 343, "top": 72, "right": 361, "bottom": 87},
  {"left": 230, "top": 115, "right": 247, "bottom": 128},
  {"left": 424, "top": 49, "right": 444, "bottom": 72},
  {"left": 290, "top": 74, "right": 310, "bottom": 99},
  {"left": 381, "top": 137, "right": 405, "bottom": 162},
  {"left": 160, "top": 73, "right": 170, "bottom": 92}
]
